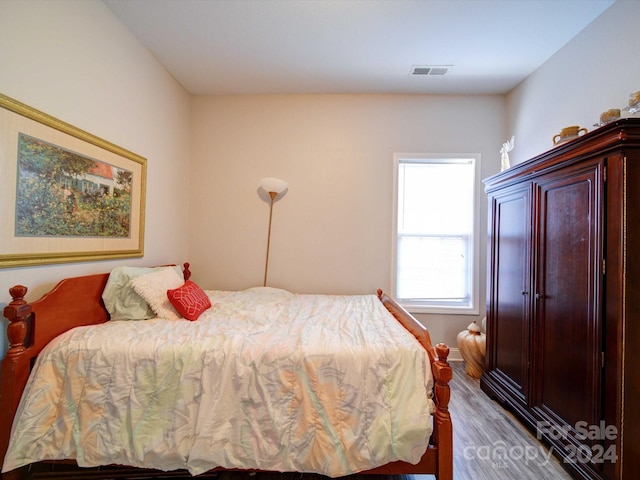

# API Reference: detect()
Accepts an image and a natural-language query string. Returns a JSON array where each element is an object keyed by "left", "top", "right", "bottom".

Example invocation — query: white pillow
[{"left": 130, "top": 267, "right": 185, "bottom": 320}]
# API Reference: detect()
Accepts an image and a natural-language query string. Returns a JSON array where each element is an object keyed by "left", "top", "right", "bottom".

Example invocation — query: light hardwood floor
[
  {"left": 436, "top": 361, "right": 574, "bottom": 480},
  {"left": 26, "top": 362, "right": 574, "bottom": 480}
]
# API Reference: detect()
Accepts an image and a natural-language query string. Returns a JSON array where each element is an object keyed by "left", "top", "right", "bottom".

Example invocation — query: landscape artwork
[
  {"left": 15, "top": 133, "right": 132, "bottom": 238},
  {"left": 1, "top": 93, "right": 145, "bottom": 268}
]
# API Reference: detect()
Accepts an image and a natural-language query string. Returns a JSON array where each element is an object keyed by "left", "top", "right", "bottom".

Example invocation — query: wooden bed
[{"left": 0, "top": 263, "right": 452, "bottom": 480}]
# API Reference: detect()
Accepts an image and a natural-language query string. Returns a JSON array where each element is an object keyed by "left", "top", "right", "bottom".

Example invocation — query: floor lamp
[{"left": 259, "top": 177, "right": 288, "bottom": 287}]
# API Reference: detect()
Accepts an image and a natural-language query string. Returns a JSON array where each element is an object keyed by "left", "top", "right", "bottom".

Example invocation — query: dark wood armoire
[{"left": 481, "top": 118, "right": 640, "bottom": 480}]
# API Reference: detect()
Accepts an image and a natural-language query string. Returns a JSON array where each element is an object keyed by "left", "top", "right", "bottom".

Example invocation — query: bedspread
[{"left": 3, "top": 287, "right": 434, "bottom": 477}]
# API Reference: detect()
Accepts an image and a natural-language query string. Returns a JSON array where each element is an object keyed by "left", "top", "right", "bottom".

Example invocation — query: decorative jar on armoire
[{"left": 481, "top": 118, "right": 640, "bottom": 480}]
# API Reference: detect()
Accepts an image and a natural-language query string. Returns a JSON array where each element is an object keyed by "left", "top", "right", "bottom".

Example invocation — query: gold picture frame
[{"left": 0, "top": 93, "right": 146, "bottom": 268}]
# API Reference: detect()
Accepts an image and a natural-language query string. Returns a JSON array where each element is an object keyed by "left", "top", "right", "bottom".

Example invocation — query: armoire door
[
  {"left": 485, "top": 184, "right": 532, "bottom": 406},
  {"left": 532, "top": 159, "right": 604, "bottom": 458}
]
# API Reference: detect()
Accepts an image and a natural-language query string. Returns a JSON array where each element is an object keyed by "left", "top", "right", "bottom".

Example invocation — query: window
[{"left": 393, "top": 153, "right": 480, "bottom": 314}]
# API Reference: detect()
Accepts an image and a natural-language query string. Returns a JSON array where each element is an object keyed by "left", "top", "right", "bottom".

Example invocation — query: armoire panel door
[
  {"left": 487, "top": 184, "right": 532, "bottom": 403},
  {"left": 533, "top": 160, "right": 604, "bottom": 433}
]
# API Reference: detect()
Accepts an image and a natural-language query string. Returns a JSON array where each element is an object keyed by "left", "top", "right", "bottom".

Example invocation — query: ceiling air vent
[{"left": 411, "top": 65, "right": 450, "bottom": 76}]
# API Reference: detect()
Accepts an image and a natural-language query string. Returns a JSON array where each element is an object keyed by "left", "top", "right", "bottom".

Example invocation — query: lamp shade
[{"left": 259, "top": 177, "right": 288, "bottom": 194}]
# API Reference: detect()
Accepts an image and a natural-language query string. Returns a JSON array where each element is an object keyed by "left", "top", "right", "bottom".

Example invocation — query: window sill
[{"left": 401, "top": 303, "right": 479, "bottom": 316}]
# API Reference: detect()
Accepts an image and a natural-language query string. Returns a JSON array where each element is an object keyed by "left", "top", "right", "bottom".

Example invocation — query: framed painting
[{"left": 0, "top": 93, "right": 146, "bottom": 268}]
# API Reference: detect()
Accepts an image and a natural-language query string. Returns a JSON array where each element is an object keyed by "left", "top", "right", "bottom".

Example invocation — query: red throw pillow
[{"left": 167, "top": 280, "right": 211, "bottom": 321}]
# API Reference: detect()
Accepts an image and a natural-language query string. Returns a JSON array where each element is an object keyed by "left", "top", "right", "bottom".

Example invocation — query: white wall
[
  {"left": 0, "top": 0, "right": 191, "bottom": 358},
  {"left": 190, "top": 94, "right": 505, "bottom": 349},
  {"left": 507, "top": 0, "right": 640, "bottom": 165}
]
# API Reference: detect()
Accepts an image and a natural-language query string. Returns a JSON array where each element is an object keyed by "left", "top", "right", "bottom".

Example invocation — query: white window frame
[{"left": 392, "top": 153, "right": 481, "bottom": 315}]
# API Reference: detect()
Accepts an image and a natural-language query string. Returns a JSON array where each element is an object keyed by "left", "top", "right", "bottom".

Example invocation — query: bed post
[
  {"left": 433, "top": 343, "right": 453, "bottom": 480},
  {"left": 183, "top": 262, "right": 191, "bottom": 280},
  {"left": 1, "top": 286, "right": 32, "bottom": 475}
]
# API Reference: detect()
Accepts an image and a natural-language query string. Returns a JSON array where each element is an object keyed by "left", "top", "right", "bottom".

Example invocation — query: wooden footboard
[
  {"left": 0, "top": 274, "right": 452, "bottom": 480},
  {"left": 374, "top": 290, "right": 453, "bottom": 480}
]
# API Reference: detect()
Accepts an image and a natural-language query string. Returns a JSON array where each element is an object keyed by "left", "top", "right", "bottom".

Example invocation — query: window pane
[
  {"left": 398, "top": 161, "right": 474, "bottom": 235},
  {"left": 397, "top": 235, "right": 471, "bottom": 302}
]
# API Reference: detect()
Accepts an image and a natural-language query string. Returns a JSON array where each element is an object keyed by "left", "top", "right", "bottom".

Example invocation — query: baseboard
[{"left": 446, "top": 347, "right": 463, "bottom": 362}]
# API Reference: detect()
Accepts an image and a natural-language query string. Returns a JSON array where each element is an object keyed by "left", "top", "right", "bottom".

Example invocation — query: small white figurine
[{"left": 500, "top": 136, "right": 515, "bottom": 171}]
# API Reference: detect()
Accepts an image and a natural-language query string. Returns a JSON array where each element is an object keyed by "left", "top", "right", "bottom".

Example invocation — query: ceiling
[{"left": 103, "top": 0, "right": 615, "bottom": 96}]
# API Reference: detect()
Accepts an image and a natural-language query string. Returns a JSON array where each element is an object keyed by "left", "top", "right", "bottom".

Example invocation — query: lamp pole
[{"left": 264, "top": 191, "right": 277, "bottom": 287}]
